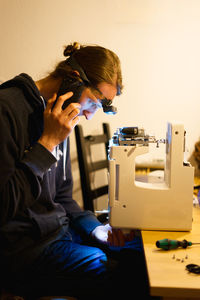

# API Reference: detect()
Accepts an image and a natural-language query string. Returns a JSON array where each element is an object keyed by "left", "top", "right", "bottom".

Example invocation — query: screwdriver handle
[
  {"left": 156, "top": 239, "right": 192, "bottom": 250},
  {"left": 156, "top": 239, "right": 178, "bottom": 250}
]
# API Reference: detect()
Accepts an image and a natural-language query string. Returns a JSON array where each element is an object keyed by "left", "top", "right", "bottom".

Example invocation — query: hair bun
[{"left": 63, "top": 42, "right": 80, "bottom": 57}]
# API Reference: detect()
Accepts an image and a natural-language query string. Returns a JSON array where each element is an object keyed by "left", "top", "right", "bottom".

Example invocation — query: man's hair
[{"left": 50, "top": 42, "right": 123, "bottom": 93}]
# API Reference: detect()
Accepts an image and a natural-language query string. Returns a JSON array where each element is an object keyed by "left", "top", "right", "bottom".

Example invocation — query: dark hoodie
[{"left": 0, "top": 73, "right": 101, "bottom": 267}]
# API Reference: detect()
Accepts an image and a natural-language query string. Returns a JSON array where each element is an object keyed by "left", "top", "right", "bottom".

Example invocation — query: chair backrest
[{"left": 75, "top": 123, "right": 111, "bottom": 214}]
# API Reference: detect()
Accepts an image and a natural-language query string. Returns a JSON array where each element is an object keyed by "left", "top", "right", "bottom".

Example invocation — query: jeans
[{"left": 8, "top": 229, "right": 150, "bottom": 299}]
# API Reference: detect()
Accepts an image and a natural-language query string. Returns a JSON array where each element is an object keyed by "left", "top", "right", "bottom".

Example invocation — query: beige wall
[{"left": 1, "top": 0, "right": 200, "bottom": 206}]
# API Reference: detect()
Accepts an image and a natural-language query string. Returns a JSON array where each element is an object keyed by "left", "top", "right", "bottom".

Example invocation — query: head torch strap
[{"left": 67, "top": 56, "right": 90, "bottom": 84}]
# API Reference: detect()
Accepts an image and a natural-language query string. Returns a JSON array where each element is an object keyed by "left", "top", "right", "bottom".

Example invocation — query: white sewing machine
[{"left": 108, "top": 122, "right": 194, "bottom": 231}]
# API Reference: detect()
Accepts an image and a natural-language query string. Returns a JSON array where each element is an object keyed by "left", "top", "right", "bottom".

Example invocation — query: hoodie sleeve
[
  {"left": 0, "top": 104, "right": 56, "bottom": 226},
  {"left": 54, "top": 138, "right": 101, "bottom": 236}
]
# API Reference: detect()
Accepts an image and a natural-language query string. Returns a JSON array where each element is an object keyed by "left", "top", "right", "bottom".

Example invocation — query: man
[{"left": 0, "top": 42, "right": 149, "bottom": 299}]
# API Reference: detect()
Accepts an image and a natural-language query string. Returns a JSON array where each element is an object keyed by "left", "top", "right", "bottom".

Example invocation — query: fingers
[
  {"left": 46, "top": 93, "right": 57, "bottom": 113},
  {"left": 51, "top": 91, "right": 81, "bottom": 121},
  {"left": 126, "top": 230, "right": 135, "bottom": 242},
  {"left": 52, "top": 91, "right": 74, "bottom": 112},
  {"left": 64, "top": 102, "right": 81, "bottom": 119},
  {"left": 46, "top": 91, "right": 81, "bottom": 122},
  {"left": 115, "top": 229, "right": 126, "bottom": 247},
  {"left": 108, "top": 229, "right": 126, "bottom": 247},
  {"left": 107, "top": 228, "right": 135, "bottom": 247},
  {"left": 70, "top": 115, "right": 80, "bottom": 128}
]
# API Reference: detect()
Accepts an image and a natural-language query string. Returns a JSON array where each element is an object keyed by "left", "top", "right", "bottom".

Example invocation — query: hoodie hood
[
  {"left": 0, "top": 73, "right": 44, "bottom": 110},
  {"left": 0, "top": 73, "right": 67, "bottom": 179}
]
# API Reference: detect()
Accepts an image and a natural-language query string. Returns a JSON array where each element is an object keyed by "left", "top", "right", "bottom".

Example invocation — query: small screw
[
  {"left": 176, "top": 258, "right": 181, "bottom": 261},
  {"left": 181, "top": 259, "right": 184, "bottom": 263},
  {"left": 185, "top": 255, "right": 188, "bottom": 259},
  {"left": 172, "top": 254, "right": 175, "bottom": 259}
]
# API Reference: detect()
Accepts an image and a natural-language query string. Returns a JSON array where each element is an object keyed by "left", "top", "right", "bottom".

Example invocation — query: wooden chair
[{"left": 75, "top": 123, "right": 111, "bottom": 222}]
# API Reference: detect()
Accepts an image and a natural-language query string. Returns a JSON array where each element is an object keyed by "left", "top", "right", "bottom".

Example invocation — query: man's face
[{"left": 78, "top": 82, "right": 117, "bottom": 120}]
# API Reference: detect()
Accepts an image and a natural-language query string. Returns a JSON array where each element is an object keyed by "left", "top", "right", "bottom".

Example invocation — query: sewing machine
[{"left": 108, "top": 122, "right": 194, "bottom": 231}]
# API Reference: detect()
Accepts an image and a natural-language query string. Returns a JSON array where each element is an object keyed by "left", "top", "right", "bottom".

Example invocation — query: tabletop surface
[{"left": 141, "top": 206, "right": 200, "bottom": 298}]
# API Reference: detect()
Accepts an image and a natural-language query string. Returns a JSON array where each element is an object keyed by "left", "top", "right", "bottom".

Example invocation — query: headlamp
[{"left": 101, "top": 99, "right": 117, "bottom": 115}]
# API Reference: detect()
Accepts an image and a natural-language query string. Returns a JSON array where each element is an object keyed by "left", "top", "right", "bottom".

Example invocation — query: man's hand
[
  {"left": 38, "top": 92, "right": 80, "bottom": 152},
  {"left": 91, "top": 224, "right": 135, "bottom": 247}
]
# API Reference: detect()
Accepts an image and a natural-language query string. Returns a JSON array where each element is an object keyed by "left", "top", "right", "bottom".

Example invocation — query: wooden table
[{"left": 141, "top": 207, "right": 200, "bottom": 299}]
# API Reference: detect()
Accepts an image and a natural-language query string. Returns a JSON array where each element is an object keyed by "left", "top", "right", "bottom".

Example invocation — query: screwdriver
[{"left": 156, "top": 239, "right": 200, "bottom": 250}]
